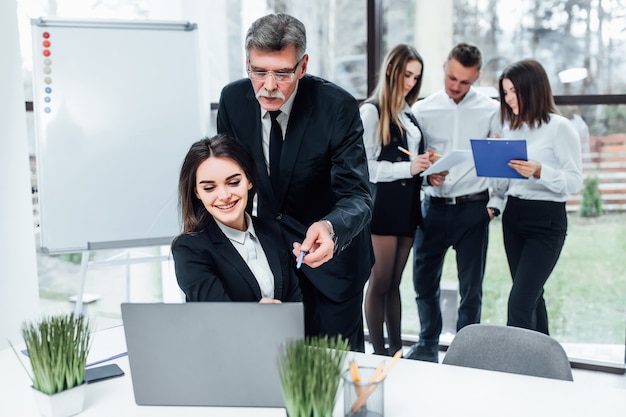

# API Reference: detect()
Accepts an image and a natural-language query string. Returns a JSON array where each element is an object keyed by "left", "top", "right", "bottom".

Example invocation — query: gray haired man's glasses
[{"left": 247, "top": 58, "right": 302, "bottom": 82}]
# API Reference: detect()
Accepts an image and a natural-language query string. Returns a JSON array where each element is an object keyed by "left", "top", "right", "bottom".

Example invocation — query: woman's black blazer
[{"left": 171, "top": 215, "right": 302, "bottom": 302}]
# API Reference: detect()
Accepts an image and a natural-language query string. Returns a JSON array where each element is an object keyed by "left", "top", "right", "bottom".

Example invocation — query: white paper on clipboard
[{"left": 420, "top": 150, "right": 472, "bottom": 177}]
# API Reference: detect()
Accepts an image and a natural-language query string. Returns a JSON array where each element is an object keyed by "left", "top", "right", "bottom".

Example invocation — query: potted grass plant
[
  {"left": 278, "top": 335, "right": 349, "bottom": 417},
  {"left": 12, "top": 313, "right": 91, "bottom": 417}
]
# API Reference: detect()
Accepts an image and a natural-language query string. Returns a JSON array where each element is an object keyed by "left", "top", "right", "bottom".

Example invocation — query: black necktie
[{"left": 269, "top": 110, "right": 283, "bottom": 194}]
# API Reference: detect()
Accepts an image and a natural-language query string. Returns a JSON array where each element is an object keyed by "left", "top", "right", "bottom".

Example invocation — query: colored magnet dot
[
  {"left": 44, "top": 97, "right": 51, "bottom": 103},
  {"left": 43, "top": 40, "right": 51, "bottom": 47},
  {"left": 44, "top": 107, "right": 51, "bottom": 113},
  {"left": 45, "top": 87, "right": 52, "bottom": 93},
  {"left": 43, "top": 32, "right": 50, "bottom": 39},
  {"left": 43, "top": 49, "right": 51, "bottom": 57}
]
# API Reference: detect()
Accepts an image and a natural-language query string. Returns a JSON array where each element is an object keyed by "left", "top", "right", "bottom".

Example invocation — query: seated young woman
[{"left": 171, "top": 134, "right": 302, "bottom": 303}]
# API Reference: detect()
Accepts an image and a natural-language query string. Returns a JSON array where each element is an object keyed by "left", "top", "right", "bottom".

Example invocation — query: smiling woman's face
[
  {"left": 194, "top": 156, "right": 252, "bottom": 231},
  {"left": 502, "top": 78, "right": 519, "bottom": 115}
]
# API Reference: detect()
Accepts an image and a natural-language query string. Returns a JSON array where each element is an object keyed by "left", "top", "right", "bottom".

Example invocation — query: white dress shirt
[
  {"left": 360, "top": 102, "right": 423, "bottom": 183},
  {"left": 411, "top": 88, "right": 501, "bottom": 205},
  {"left": 216, "top": 213, "right": 274, "bottom": 298},
  {"left": 499, "top": 114, "right": 583, "bottom": 202}
]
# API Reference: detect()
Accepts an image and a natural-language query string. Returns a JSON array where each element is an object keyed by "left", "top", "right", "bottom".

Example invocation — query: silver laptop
[{"left": 121, "top": 302, "right": 304, "bottom": 407}]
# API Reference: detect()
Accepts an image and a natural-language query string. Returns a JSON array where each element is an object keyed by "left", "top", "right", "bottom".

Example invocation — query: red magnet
[
  {"left": 43, "top": 40, "right": 51, "bottom": 47},
  {"left": 43, "top": 32, "right": 50, "bottom": 39},
  {"left": 43, "top": 49, "right": 51, "bottom": 57}
]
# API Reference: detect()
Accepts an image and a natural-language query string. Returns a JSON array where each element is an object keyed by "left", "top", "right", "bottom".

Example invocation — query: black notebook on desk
[
  {"left": 470, "top": 139, "right": 528, "bottom": 179},
  {"left": 121, "top": 302, "right": 304, "bottom": 407}
]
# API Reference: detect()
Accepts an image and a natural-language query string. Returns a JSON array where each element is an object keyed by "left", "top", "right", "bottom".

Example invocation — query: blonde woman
[{"left": 361, "top": 44, "right": 432, "bottom": 355}]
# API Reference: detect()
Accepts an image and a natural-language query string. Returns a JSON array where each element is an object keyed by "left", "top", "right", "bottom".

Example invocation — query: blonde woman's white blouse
[{"left": 360, "top": 102, "right": 422, "bottom": 183}]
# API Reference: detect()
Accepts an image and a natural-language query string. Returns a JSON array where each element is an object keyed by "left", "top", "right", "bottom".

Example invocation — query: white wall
[
  {"left": 180, "top": 0, "right": 229, "bottom": 136},
  {"left": 414, "top": 0, "right": 453, "bottom": 96},
  {"left": 0, "top": 0, "right": 40, "bottom": 349}
]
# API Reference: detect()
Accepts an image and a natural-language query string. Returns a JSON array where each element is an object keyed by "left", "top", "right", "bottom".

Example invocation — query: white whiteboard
[{"left": 31, "top": 18, "right": 202, "bottom": 254}]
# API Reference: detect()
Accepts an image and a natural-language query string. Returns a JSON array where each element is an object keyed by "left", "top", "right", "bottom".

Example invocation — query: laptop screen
[{"left": 121, "top": 302, "right": 304, "bottom": 407}]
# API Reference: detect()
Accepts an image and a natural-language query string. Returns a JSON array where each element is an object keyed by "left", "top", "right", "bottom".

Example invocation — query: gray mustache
[{"left": 256, "top": 90, "right": 286, "bottom": 100}]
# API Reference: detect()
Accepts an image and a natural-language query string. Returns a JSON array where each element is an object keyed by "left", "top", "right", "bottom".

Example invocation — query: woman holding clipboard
[{"left": 497, "top": 59, "right": 583, "bottom": 334}]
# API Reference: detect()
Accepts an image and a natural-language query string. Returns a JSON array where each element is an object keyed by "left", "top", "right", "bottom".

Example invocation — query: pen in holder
[
  {"left": 342, "top": 349, "right": 401, "bottom": 417},
  {"left": 342, "top": 365, "right": 384, "bottom": 417}
]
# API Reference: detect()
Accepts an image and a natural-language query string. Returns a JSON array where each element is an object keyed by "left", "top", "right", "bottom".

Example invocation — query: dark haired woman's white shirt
[
  {"left": 216, "top": 212, "right": 275, "bottom": 298},
  {"left": 499, "top": 113, "right": 583, "bottom": 201}
]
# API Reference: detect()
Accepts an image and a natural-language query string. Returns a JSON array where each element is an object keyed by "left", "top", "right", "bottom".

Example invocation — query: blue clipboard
[{"left": 470, "top": 139, "right": 528, "bottom": 179}]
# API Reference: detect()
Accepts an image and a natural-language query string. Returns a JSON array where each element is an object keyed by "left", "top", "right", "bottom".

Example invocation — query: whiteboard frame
[{"left": 31, "top": 18, "right": 202, "bottom": 254}]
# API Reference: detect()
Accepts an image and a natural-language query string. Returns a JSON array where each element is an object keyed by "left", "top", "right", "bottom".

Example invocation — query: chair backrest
[{"left": 442, "top": 324, "right": 573, "bottom": 381}]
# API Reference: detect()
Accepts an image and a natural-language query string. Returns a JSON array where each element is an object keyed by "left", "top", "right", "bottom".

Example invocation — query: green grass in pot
[
  {"left": 17, "top": 314, "right": 91, "bottom": 395},
  {"left": 279, "top": 335, "right": 349, "bottom": 417}
]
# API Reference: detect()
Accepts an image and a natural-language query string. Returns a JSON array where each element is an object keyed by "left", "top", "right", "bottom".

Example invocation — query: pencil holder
[{"left": 342, "top": 366, "right": 384, "bottom": 417}]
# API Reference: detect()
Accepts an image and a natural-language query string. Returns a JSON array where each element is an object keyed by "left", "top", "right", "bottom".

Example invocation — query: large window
[{"left": 380, "top": 0, "right": 626, "bottom": 97}]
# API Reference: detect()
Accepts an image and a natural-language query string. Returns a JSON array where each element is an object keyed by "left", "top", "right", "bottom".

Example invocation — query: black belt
[{"left": 429, "top": 190, "right": 490, "bottom": 205}]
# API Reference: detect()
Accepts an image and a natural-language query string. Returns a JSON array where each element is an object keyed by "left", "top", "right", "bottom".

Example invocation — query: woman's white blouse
[
  {"left": 360, "top": 102, "right": 422, "bottom": 183},
  {"left": 499, "top": 113, "right": 583, "bottom": 202}
]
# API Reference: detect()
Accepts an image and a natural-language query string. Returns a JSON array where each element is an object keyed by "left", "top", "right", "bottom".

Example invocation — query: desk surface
[{"left": 2, "top": 340, "right": 625, "bottom": 416}]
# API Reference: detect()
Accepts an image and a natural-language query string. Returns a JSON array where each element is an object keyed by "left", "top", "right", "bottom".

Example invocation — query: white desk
[{"left": 2, "top": 343, "right": 625, "bottom": 416}]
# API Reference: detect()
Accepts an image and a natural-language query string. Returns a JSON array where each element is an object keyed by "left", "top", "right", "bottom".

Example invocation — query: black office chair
[{"left": 442, "top": 324, "right": 574, "bottom": 381}]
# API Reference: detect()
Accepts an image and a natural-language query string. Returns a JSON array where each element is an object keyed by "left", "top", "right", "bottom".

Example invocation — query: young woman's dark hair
[
  {"left": 499, "top": 59, "right": 557, "bottom": 130},
  {"left": 178, "top": 134, "right": 256, "bottom": 235}
]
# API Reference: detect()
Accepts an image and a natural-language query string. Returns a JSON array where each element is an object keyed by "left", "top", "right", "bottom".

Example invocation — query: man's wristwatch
[
  {"left": 488, "top": 207, "right": 501, "bottom": 217},
  {"left": 322, "top": 220, "right": 338, "bottom": 246}
]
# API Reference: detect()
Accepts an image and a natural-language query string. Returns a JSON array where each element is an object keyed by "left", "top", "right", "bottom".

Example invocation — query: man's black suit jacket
[
  {"left": 171, "top": 215, "right": 301, "bottom": 302},
  {"left": 217, "top": 74, "right": 374, "bottom": 303}
]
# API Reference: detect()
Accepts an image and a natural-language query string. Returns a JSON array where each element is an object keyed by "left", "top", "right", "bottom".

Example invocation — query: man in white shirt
[{"left": 406, "top": 43, "right": 503, "bottom": 362}]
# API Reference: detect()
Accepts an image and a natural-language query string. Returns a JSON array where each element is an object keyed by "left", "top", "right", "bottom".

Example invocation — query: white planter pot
[{"left": 31, "top": 383, "right": 86, "bottom": 417}]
